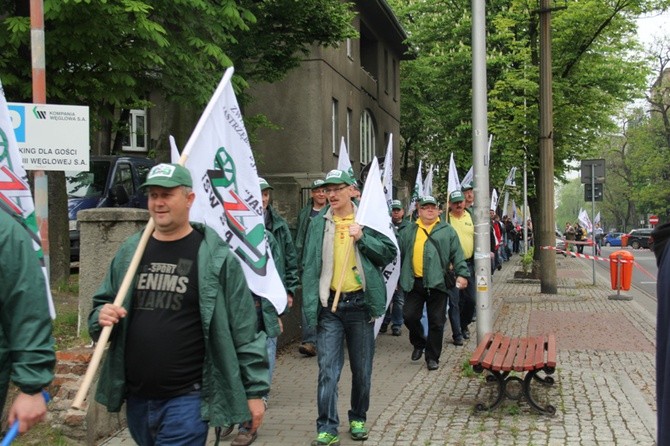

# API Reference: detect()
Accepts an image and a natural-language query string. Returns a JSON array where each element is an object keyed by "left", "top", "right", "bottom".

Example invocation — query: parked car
[
  {"left": 66, "top": 155, "right": 156, "bottom": 261},
  {"left": 621, "top": 228, "right": 653, "bottom": 249},
  {"left": 603, "top": 232, "right": 623, "bottom": 247}
]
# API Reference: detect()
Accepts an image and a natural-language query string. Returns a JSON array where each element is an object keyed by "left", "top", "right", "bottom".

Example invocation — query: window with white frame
[
  {"left": 332, "top": 99, "right": 339, "bottom": 154},
  {"left": 359, "top": 110, "right": 376, "bottom": 165},
  {"left": 122, "top": 109, "right": 147, "bottom": 152}
]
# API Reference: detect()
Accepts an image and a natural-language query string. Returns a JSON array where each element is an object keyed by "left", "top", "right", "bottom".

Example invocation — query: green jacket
[
  {"left": 295, "top": 200, "right": 324, "bottom": 272},
  {"left": 88, "top": 223, "right": 270, "bottom": 427},
  {"left": 398, "top": 221, "right": 470, "bottom": 294},
  {"left": 301, "top": 204, "right": 397, "bottom": 327},
  {"left": 258, "top": 230, "right": 283, "bottom": 338},
  {"left": 0, "top": 210, "right": 55, "bottom": 410},
  {"left": 265, "top": 204, "right": 299, "bottom": 296}
]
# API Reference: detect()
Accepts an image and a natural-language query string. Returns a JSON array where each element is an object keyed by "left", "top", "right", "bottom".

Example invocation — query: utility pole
[
  {"left": 471, "top": 0, "right": 492, "bottom": 341},
  {"left": 537, "top": 0, "right": 561, "bottom": 294},
  {"left": 30, "top": 0, "right": 50, "bottom": 274}
]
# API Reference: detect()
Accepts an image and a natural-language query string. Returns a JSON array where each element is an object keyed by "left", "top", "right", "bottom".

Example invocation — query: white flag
[
  {"left": 504, "top": 166, "right": 517, "bottom": 187},
  {"left": 407, "top": 160, "right": 423, "bottom": 215},
  {"left": 179, "top": 67, "right": 287, "bottom": 313},
  {"left": 381, "top": 135, "right": 394, "bottom": 208},
  {"left": 578, "top": 209, "right": 592, "bottom": 234},
  {"left": 490, "top": 188, "right": 499, "bottom": 211},
  {"left": 594, "top": 211, "right": 601, "bottom": 225},
  {"left": 423, "top": 164, "right": 434, "bottom": 197},
  {"left": 447, "top": 153, "right": 461, "bottom": 195},
  {"left": 511, "top": 200, "right": 518, "bottom": 225},
  {"left": 337, "top": 137, "right": 354, "bottom": 179},
  {"left": 461, "top": 166, "right": 473, "bottom": 189},
  {"left": 356, "top": 158, "right": 400, "bottom": 336},
  {"left": 0, "top": 79, "right": 55, "bottom": 318}
]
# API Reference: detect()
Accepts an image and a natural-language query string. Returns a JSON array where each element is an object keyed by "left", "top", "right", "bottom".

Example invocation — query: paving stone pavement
[{"left": 100, "top": 255, "right": 657, "bottom": 445}]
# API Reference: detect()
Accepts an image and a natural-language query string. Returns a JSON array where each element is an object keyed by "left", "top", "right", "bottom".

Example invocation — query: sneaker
[
  {"left": 299, "top": 343, "right": 317, "bottom": 357},
  {"left": 311, "top": 432, "right": 340, "bottom": 446},
  {"left": 453, "top": 337, "right": 464, "bottom": 346},
  {"left": 379, "top": 323, "right": 389, "bottom": 333},
  {"left": 462, "top": 328, "right": 470, "bottom": 339},
  {"left": 391, "top": 326, "right": 402, "bottom": 336},
  {"left": 349, "top": 421, "right": 369, "bottom": 441}
]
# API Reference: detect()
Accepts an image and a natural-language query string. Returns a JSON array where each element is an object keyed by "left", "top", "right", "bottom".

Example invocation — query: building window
[
  {"left": 122, "top": 109, "right": 147, "bottom": 152},
  {"left": 332, "top": 98, "right": 339, "bottom": 154},
  {"left": 393, "top": 58, "right": 398, "bottom": 101},
  {"left": 359, "top": 110, "right": 376, "bottom": 165},
  {"left": 384, "top": 50, "right": 389, "bottom": 94},
  {"left": 346, "top": 108, "right": 352, "bottom": 153}
]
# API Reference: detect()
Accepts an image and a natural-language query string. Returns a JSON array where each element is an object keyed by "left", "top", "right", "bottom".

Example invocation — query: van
[{"left": 66, "top": 155, "right": 156, "bottom": 260}]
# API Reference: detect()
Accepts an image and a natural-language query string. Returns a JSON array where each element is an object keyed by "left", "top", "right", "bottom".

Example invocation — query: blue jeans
[
  {"left": 383, "top": 288, "right": 405, "bottom": 328},
  {"left": 126, "top": 391, "right": 208, "bottom": 446},
  {"left": 316, "top": 295, "right": 375, "bottom": 435}
]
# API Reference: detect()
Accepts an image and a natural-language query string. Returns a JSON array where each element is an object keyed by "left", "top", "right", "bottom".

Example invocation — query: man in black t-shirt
[{"left": 90, "top": 163, "right": 268, "bottom": 446}]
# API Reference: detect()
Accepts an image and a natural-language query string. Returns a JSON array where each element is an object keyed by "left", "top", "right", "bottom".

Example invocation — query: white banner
[
  {"left": 447, "top": 153, "right": 460, "bottom": 195},
  {"left": 490, "top": 188, "right": 499, "bottom": 211},
  {"left": 407, "top": 160, "right": 423, "bottom": 215},
  {"left": 423, "top": 164, "right": 434, "bottom": 197},
  {"left": 337, "top": 137, "right": 354, "bottom": 179},
  {"left": 356, "top": 158, "right": 400, "bottom": 336},
  {"left": 176, "top": 67, "right": 287, "bottom": 313},
  {"left": 0, "top": 79, "right": 55, "bottom": 318}
]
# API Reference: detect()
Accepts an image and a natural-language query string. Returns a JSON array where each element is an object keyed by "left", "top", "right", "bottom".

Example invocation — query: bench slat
[
  {"left": 469, "top": 332, "right": 494, "bottom": 366},
  {"left": 534, "top": 336, "right": 546, "bottom": 370},
  {"left": 482, "top": 333, "right": 504, "bottom": 369},
  {"left": 513, "top": 337, "right": 528, "bottom": 372},
  {"left": 523, "top": 337, "right": 537, "bottom": 371},
  {"left": 491, "top": 334, "right": 511, "bottom": 371},
  {"left": 501, "top": 337, "right": 519, "bottom": 372},
  {"left": 546, "top": 333, "right": 557, "bottom": 368}
]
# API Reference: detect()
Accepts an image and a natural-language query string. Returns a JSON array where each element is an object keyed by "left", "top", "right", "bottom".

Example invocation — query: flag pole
[
  {"left": 71, "top": 68, "right": 235, "bottom": 410},
  {"left": 330, "top": 238, "right": 355, "bottom": 312}
]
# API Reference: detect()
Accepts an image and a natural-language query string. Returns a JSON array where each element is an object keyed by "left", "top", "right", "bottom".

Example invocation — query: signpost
[{"left": 8, "top": 103, "right": 89, "bottom": 172}]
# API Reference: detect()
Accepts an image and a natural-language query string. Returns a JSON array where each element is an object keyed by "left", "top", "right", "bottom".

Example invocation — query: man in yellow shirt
[
  {"left": 447, "top": 190, "right": 476, "bottom": 343},
  {"left": 398, "top": 196, "right": 470, "bottom": 371},
  {"left": 301, "top": 170, "right": 397, "bottom": 445}
]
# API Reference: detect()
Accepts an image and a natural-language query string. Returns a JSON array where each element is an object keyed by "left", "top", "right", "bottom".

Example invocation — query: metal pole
[
  {"left": 538, "top": 0, "right": 557, "bottom": 294},
  {"left": 30, "top": 0, "right": 49, "bottom": 275},
  {"left": 591, "top": 164, "right": 596, "bottom": 285},
  {"left": 523, "top": 153, "right": 528, "bottom": 255},
  {"left": 471, "top": 0, "right": 492, "bottom": 341}
]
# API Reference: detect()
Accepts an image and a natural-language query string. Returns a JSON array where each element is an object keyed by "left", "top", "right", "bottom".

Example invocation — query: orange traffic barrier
[{"left": 610, "top": 250, "right": 634, "bottom": 291}]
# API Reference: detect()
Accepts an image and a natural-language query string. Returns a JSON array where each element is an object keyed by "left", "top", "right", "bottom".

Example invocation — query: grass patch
[
  {"left": 461, "top": 359, "right": 476, "bottom": 378},
  {"left": 51, "top": 274, "right": 90, "bottom": 350},
  {"left": 12, "top": 423, "right": 79, "bottom": 445}
]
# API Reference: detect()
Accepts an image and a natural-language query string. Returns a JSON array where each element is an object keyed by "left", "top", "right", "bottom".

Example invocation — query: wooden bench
[{"left": 469, "top": 332, "right": 557, "bottom": 415}]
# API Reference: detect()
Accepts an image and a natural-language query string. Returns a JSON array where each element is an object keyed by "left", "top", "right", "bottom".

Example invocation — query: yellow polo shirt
[
  {"left": 412, "top": 219, "right": 438, "bottom": 277},
  {"left": 448, "top": 211, "right": 474, "bottom": 259},
  {"left": 330, "top": 214, "right": 362, "bottom": 292}
]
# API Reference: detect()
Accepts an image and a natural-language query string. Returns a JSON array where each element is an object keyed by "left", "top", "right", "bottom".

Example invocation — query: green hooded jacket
[
  {"left": 88, "top": 223, "right": 269, "bottom": 427},
  {"left": 398, "top": 221, "right": 470, "bottom": 294},
  {"left": 0, "top": 210, "right": 55, "bottom": 411},
  {"left": 265, "top": 204, "right": 299, "bottom": 296},
  {"left": 301, "top": 204, "right": 397, "bottom": 327}
]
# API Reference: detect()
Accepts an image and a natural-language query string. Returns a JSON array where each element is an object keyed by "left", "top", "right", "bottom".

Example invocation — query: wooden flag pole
[
  {"left": 71, "top": 219, "right": 155, "bottom": 409},
  {"left": 330, "top": 237, "right": 355, "bottom": 312}
]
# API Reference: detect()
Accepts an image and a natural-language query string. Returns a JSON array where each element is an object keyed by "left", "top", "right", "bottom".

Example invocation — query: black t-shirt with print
[{"left": 125, "top": 230, "right": 205, "bottom": 398}]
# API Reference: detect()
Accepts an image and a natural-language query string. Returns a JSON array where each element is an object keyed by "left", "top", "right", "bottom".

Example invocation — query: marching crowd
[{"left": 3, "top": 163, "right": 668, "bottom": 446}]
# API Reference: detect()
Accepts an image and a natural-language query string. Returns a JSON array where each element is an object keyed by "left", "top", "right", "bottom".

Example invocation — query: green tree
[{"left": 0, "top": 0, "right": 354, "bottom": 284}]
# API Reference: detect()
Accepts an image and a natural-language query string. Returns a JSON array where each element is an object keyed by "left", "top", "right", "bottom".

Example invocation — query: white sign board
[{"left": 8, "top": 102, "right": 89, "bottom": 172}]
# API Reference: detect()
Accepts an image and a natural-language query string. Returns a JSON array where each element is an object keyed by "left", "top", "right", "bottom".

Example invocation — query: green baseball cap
[
  {"left": 311, "top": 179, "right": 325, "bottom": 189},
  {"left": 141, "top": 163, "right": 192, "bottom": 189},
  {"left": 419, "top": 196, "right": 438, "bottom": 206},
  {"left": 259, "top": 177, "right": 273, "bottom": 191},
  {"left": 461, "top": 182, "right": 474, "bottom": 191},
  {"left": 323, "top": 169, "right": 356, "bottom": 186},
  {"left": 449, "top": 190, "right": 465, "bottom": 203},
  {"left": 390, "top": 199, "right": 403, "bottom": 210}
]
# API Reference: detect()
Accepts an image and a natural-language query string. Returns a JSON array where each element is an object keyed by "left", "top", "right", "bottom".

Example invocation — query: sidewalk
[{"left": 101, "top": 255, "right": 657, "bottom": 445}]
